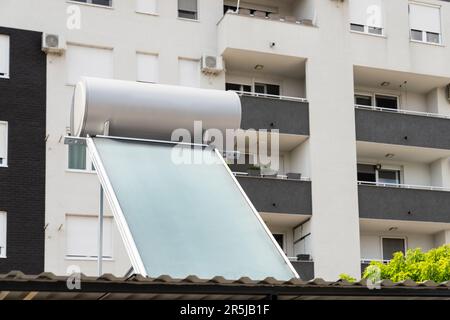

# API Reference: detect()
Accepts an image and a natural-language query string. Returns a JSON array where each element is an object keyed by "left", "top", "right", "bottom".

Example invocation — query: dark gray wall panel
[
  {"left": 355, "top": 108, "right": 450, "bottom": 150},
  {"left": 291, "top": 261, "right": 314, "bottom": 280},
  {"left": 240, "top": 96, "right": 309, "bottom": 135},
  {"left": 358, "top": 185, "right": 450, "bottom": 223},
  {"left": 237, "top": 176, "right": 312, "bottom": 215}
]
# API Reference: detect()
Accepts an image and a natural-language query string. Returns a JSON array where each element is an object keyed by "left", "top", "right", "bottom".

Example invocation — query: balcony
[
  {"left": 218, "top": 10, "right": 317, "bottom": 58},
  {"left": 355, "top": 106, "right": 450, "bottom": 150},
  {"left": 358, "top": 182, "right": 450, "bottom": 223},
  {"left": 235, "top": 174, "right": 312, "bottom": 215},
  {"left": 218, "top": 1, "right": 317, "bottom": 56},
  {"left": 239, "top": 93, "right": 309, "bottom": 135},
  {"left": 291, "top": 260, "right": 314, "bottom": 280}
]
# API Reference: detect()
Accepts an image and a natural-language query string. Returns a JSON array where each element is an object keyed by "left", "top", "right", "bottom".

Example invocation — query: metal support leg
[{"left": 98, "top": 185, "right": 104, "bottom": 277}]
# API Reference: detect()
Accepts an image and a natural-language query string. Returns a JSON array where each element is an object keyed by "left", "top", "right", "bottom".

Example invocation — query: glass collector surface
[{"left": 92, "top": 137, "right": 297, "bottom": 280}]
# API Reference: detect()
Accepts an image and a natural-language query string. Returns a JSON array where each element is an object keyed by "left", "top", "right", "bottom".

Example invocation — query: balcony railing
[
  {"left": 233, "top": 90, "right": 309, "bottom": 103},
  {"left": 234, "top": 171, "right": 311, "bottom": 182},
  {"left": 357, "top": 180, "right": 450, "bottom": 192},
  {"left": 219, "top": 10, "right": 315, "bottom": 27},
  {"left": 355, "top": 104, "right": 450, "bottom": 120}
]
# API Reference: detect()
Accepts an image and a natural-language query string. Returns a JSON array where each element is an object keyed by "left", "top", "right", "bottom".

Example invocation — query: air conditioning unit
[
  {"left": 42, "top": 33, "right": 66, "bottom": 54},
  {"left": 201, "top": 55, "right": 224, "bottom": 74}
]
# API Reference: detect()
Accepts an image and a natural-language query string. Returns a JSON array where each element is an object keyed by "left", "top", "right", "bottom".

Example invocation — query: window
[
  {"left": 178, "top": 0, "right": 198, "bottom": 20},
  {"left": 273, "top": 234, "right": 285, "bottom": 251},
  {"left": 355, "top": 94, "right": 373, "bottom": 106},
  {"left": 349, "top": 0, "right": 384, "bottom": 35},
  {"left": 254, "top": 83, "right": 280, "bottom": 96},
  {"left": 0, "top": 212, "right": 6, "bottom": 258},
  {"left": 382, "top": 237, "right": 406, "bottom": 261},
  {"left": 378, "top": 169, "right": 401, "bottom": 184},
  {"left": 71, "top": 0, "right": 112, "bottom": 7},
  {"left": 409, "top": 3, "right": 441, "bottom": 44},
  {"left": 226, "top": 83, "right": 252, "bottom": 93},
  {"left": 68, "top": 144, "right": 95, "bottom": 171},
  {"left": 0, "top": 121, "right": 8, "bottom": 167},
  {"left": 136, "top": 0, "right": 158, "bottom": 14},
  {"left": 66, "top": 215, "right": 113, "bottom": 259},
  {"left": 66, "top": 44, "right": 114, "bottom": 85},
  {"left": 0, "top": 35, "right": 9, "bottom": 78},
  {"left": 136, "top": 53, "right": 159, "bottom": 83},
  {"left": 357, "top": 164, "right": 376, "bottom": 182},
  {"left": 178, "top": 58, "right": 200, "bottom": 88},
  {"left": 375, "top": 94, "right": 398, "bottom": 110},
  {"left": 358, "top": 164, "right": 401, "bottom": 184}
]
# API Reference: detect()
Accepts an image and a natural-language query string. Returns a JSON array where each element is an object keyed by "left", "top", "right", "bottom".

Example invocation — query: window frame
[
  {"left": 178, "top": 0, "right": 199, "bottom": 21},
  {"left": 225, "top": 82, "right": 252, "bottom": 93},
  {"left": 408, "top": 2, "right": 442, "bottom": 45},
  {"left": 136, "top": 52, "right": 159, "bottom": 84},
  {"left": 376, "top": 168, "right": 401, "bottom": 185},
  {"left": 67, "top": 0, "right": 113, "bottom": 9},
  {"left": 65, "top": 214, "right": 114, "bottom": 261},
  {"left": 178, "top": 57, "right": 201, "bottom": 88},
  {"left": 65, "top": 43, "right": 114, "bottom": 86},
  {"left": 375, "top": 93, "right": 399, "bottom": 110},
  {"left": 0, "top": 34, "right": 10, "bottom": 79},
  {"left": 253, "top": 82, "right": 282, "bottom": 96},
  {"left": 0, "top": 121, "right": 8, "bottom": 168},
  {"left": 350, "top": 23, "right": 385, "bottom": 37},
  {"left": 354, "top": 92, "right": 400, "bottom": 110},
  {"left": 357, "top": 162, "right": 402, "bottom": 185},
  {"left": 0, "top": 211, "right": 6, "bottom": 258},
  {"left": 67, "top": 144, "right": 96, "bottom": 173},
  {"left": 135, "top": 0, "right": 159, "bottom": 16},
  {"left": 381, "top": 236, "right": 407, "bottom": 261}
]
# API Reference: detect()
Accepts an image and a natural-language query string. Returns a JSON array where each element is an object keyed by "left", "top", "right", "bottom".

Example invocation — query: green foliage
[
  {"left": 339, "top": 273, "right": 356, "bottom": 282},
  {"left": 362, "top": 244, "right": 450, "bottom": 282}
]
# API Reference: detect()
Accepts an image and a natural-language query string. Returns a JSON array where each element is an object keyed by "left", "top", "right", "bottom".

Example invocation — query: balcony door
[{"left": 382, "top": 237, "right": 406, "bottom": 261}]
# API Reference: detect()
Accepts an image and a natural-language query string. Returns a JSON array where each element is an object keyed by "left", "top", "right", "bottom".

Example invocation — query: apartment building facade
[{"left": 0, "top": 0, "right": 449, "bottom": 280}]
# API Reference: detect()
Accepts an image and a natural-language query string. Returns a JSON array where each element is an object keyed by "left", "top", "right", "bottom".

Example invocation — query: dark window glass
[
  {"left": 68, "top": 144, "right": 86, "bottom": 170},
  {"left": 426, "top": 32, "right": 440, "bottom": 44},
  {"left": 382, "top": 238, "right": 405, "bottom": 260},
  {"left": 357, "top": 164, "right": 376, "bottom": 182},
  {"left": 254, "top": 83, "right": 280, "bottom": 96},
  {"left": 178, "top": 10, "right": 197, "bottom": 19},
  {"left": 378, "top": 170, "right": 400, "bottom": 184},
  {"left": 368, "top": 26, "right": 383, "bottom": 35},
  {"left": 92, "top": 0, "right": 111, "bottom": 6},
  {"left": 254, "top": 83, "right": 265, "bottom": 94},
  {"left": 72, "top": 0, "right": 112, "bottom": 6},
  {"left": 225, "top": 83, "right": 241, "bottom": 91},
  {"left": 225, "top": 83, "right": 251, "bottom": 92},
  {"left": 243, "top": 85, "right": 252, "bottom": 92},
  {"left": 267, "top": 84, "right": 280, "bottom": 96},
  {"left": 273, "top": 234, "right": 284, "bottom": 250},
  {"left": 411, "top": 29, "right": 423, "bottom": 41},
  {"left": 376, "top": 95, "right": 398, "bottom": 110},
  {"left": 355, "top": 95, "right": 372, "bottom": 106},
  {"left": 350, "top": 23, "right": 365, "bottom": 32}
]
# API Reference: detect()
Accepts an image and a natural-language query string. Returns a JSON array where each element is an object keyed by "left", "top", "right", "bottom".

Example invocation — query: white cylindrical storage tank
[{"left": 72, "top": 77, "right": 242, "bottom": 140}]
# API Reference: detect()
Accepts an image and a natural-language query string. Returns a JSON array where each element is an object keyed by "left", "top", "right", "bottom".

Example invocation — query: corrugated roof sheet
[{"left": 0, "top": 271, "right": 448, "bottom": 300}]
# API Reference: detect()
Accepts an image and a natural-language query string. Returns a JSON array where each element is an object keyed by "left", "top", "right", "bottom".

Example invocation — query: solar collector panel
[{"left": 87, "top": 136, "right": 298, "bottom": 280}]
